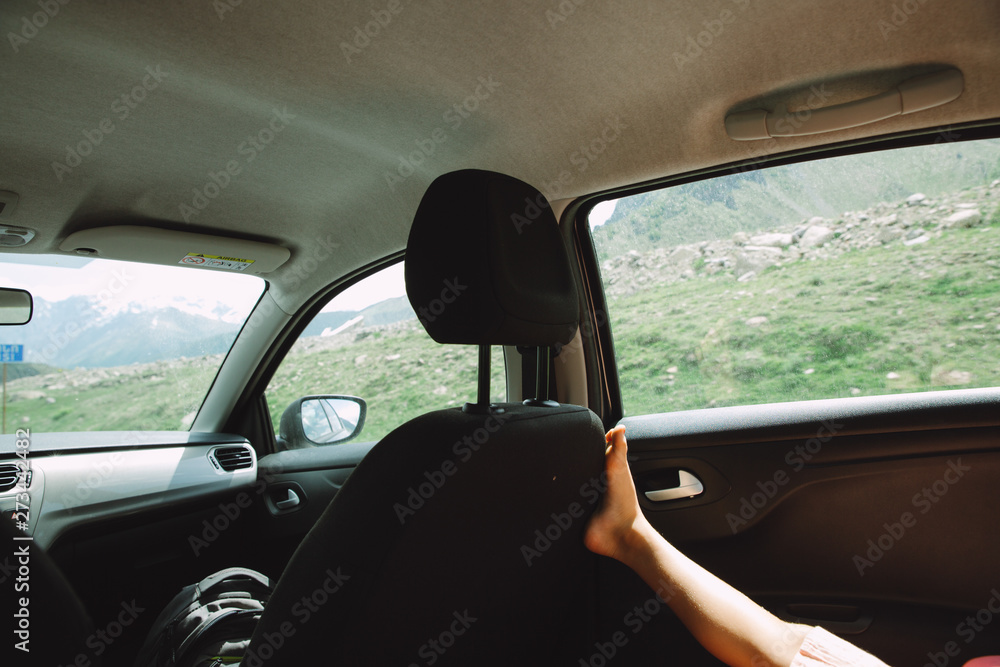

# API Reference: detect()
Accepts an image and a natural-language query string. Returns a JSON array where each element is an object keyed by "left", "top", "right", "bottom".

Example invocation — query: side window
[
  {"left": 591, "top": 138, "right": 1000, "bottom": 416},
  {"left": 265, "top": 261, "right": 505, "bottom": 446}
]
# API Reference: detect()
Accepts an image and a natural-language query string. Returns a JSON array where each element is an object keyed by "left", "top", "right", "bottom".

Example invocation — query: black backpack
[{"left": 134, "top": 567, "right": 274, "bottom": 667}]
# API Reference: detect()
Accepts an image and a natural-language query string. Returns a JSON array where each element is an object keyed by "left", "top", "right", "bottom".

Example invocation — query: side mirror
[
  {"left": 0, "top": 288, "right": 32, "bottom": 325},
  {"left": 278, "top": 395, "right": 366, "bottom": 449}
]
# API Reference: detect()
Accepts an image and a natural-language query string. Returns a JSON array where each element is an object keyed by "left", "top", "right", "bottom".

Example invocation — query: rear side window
[{"left": 591, "top": 138, "right": 1000, "bottom": 415}]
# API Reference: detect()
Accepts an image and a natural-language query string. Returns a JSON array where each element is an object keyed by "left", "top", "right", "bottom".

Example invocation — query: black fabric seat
[{"left": 246, "top": 169, "right": 607, "bottom": 665}]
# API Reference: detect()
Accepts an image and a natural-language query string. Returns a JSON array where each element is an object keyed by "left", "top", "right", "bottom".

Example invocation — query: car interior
[{"left": 2, "top": 1, "right": 1000, "bottom": 666}]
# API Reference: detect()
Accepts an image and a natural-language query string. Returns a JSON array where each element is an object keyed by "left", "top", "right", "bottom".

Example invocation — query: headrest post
[
  {"left": 464, "top": 345, "right": 496, "bottom": 415},
  {"left": 523, "top": 346, "right": 559, "bottom": 408},
  {"left": 477, "top": 344, "right": 491, "bottom": 406},
  {"left": 536, "top": 346, "right": 549, "bottom": 401}
]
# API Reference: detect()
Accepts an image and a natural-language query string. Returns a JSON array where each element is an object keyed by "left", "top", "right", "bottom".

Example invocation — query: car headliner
[{"left": 3, "top": 0, "right": 999, "bottom": 315}]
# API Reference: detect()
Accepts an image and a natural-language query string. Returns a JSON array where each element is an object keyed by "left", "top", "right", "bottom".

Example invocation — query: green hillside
[{"left": 607, "top": 217, "right": 1000, "bottom": 416}]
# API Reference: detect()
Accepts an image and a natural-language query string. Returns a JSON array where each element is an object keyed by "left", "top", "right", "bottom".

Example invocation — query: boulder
[
  {"left": 734, "top": 249, "right": 778, "bottom": 277},
  {"left": 668, "top": 246, "right": 700, "bottom": 268},
  {"left": 876, "top": 227, "right": 904, "bottom": 244},
  {"left": 749, "top": 232, "right": 793, "bottom": 247},
  {"left": 798, "top": 225, "right": 835, "bottom": 248},
  {"left": 943, "top": 209, "right": 982, "bottom": 228}
]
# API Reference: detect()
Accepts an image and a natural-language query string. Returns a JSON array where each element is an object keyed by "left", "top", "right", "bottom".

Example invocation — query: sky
[{"left": 589, "top": 200, "right": 617, "bottom": 228}]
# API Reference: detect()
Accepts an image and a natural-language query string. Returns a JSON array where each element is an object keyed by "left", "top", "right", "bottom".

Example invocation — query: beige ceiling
[{"left": 2, "top": 0, "right": 998, "bottom": 311}]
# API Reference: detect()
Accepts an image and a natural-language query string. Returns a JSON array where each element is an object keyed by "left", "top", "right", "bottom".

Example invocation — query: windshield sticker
[{"left": 180, "top": 253, "right": 255, "bottom": 272}]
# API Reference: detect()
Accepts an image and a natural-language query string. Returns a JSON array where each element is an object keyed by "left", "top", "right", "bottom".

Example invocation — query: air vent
[
  {"left": 0, "top": 463, "right": 23, "bottom": 492},
  {"left": 212, "top": 446, "right": 253, "bottom": 472}
]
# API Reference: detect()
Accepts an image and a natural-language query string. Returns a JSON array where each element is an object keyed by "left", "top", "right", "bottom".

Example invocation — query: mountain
[
  {"left": 300, "top": 296, "right": 416, "bottom": 338},
  {"left": 11, "top": 294, "right": 418, "bottom": 370},
  {"left": 17, "top": 296, "right": 239, "bottom": 368}
]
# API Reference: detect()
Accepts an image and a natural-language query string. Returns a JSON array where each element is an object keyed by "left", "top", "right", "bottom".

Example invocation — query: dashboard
[{"left": 0, "top": 431, "right": 256, "bottom": 549}]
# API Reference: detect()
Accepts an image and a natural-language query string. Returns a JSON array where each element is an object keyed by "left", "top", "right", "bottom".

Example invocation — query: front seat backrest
[{"left": 246, "top": 169, "right": 606, "bottom": 666}]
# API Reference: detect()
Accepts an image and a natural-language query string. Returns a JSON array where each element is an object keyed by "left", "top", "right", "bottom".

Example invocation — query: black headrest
[{"left": 405, "top": 169, "right": 579, "bottom": 346}]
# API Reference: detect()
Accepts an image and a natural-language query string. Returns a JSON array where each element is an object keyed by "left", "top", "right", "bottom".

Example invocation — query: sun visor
[{"left": 58, "top": 226, "right": 290, "bottom": 275}]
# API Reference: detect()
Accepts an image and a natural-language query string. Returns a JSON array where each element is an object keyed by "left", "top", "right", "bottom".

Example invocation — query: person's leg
[{"left": 585, "top": 426, "right": 811, "bottom": 667}]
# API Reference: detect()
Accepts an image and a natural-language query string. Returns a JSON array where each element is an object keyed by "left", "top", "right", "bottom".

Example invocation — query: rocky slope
[{"left": 601, "top": 180, "right": 1000, "bottom": 297}]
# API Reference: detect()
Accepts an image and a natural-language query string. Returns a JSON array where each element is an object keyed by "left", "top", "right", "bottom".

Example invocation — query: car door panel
[
  {"left": 252, "top": 443, "right": 374, "bottom": 542},
  {"left": 599, "top": 389, "right": 1000, "bottom": 666}
]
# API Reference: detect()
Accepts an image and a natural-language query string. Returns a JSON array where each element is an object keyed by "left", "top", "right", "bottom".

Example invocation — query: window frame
[{"left": 572, "top": 122, "right": 1000, "bottom": 422}]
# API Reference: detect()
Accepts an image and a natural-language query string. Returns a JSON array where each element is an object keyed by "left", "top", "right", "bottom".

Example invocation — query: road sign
[{"left": 0, "top": 344, "right": 23, "bottom": 362}]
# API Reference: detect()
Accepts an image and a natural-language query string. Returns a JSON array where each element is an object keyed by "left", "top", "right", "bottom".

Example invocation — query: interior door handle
[
  {"left": 275, "top": 488, "right": 300, "bottom": 510},
  {"left": 644, "top": 470, "right": 704, "bottom": 502}
]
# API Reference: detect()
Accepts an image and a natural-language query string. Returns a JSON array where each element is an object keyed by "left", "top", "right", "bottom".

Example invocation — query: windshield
[{"left": 0, "top": 254, "right": 265, "bottom": 433}]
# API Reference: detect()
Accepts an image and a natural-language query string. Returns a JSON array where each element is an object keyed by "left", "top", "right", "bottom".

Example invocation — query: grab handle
[{"left": 726, "top": 69, "right": 963, "bottom": 140}]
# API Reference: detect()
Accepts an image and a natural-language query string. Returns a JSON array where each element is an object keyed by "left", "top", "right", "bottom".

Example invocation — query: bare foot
[{"left": 583, "top": 426, "right": 654, "bottom": 565}]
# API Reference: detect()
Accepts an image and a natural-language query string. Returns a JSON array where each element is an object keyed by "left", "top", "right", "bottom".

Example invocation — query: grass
[
  {"left": 4, "top": 361, "right": 212, "bottom": 434},
  {"left": 607, "top": 224, "right": 1000, "bottom": 415}
]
